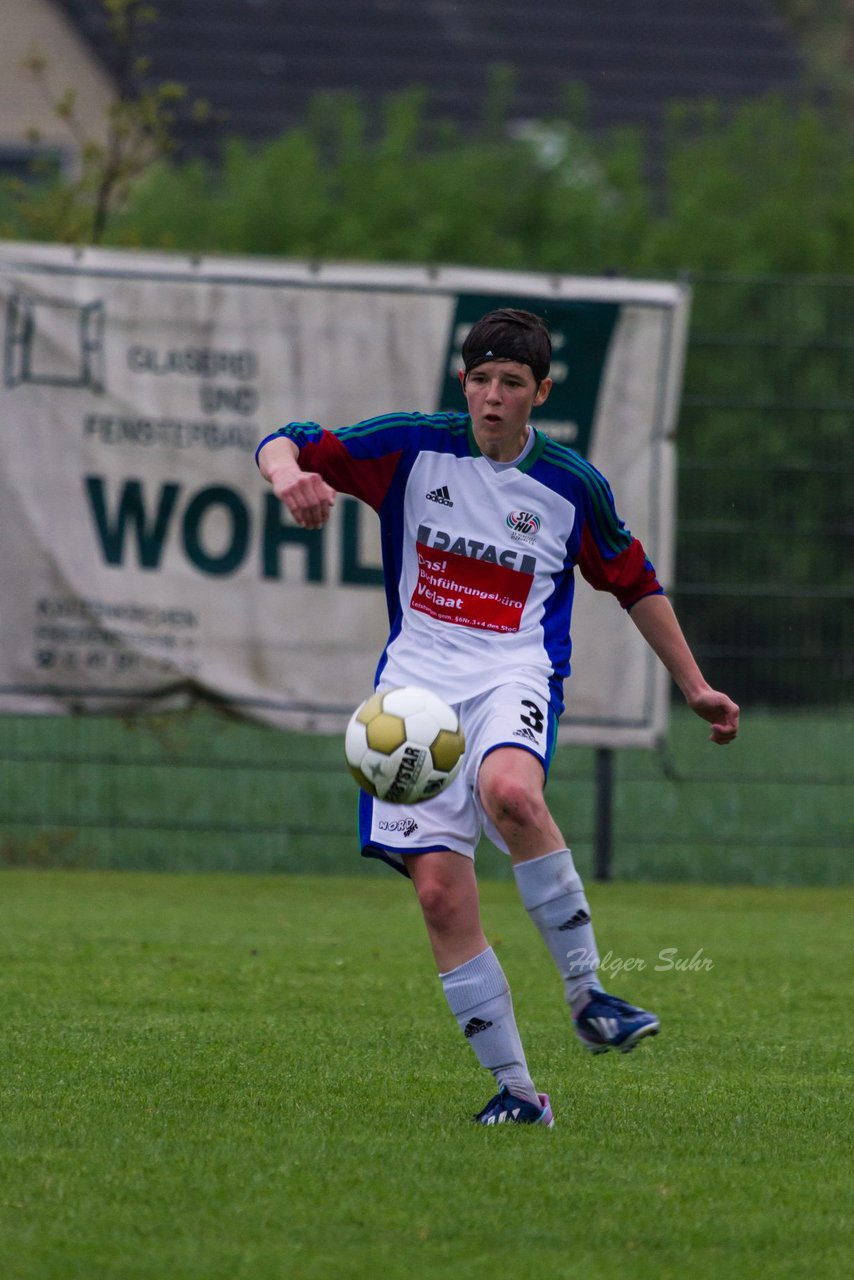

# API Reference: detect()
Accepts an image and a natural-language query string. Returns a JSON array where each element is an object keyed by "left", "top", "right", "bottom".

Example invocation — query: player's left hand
[{"left": 687, "top": 688, "right": 740, "bottom": 745}]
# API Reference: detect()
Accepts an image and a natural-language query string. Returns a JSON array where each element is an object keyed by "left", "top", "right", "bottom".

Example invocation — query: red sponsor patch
[{"left": 412, "top": 541, "right": 533, "bottom": 633}]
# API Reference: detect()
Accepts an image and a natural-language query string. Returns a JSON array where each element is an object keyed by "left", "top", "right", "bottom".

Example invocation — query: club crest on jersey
[{"left": 506, "top": 509, "right": 542, "bottom": 545}]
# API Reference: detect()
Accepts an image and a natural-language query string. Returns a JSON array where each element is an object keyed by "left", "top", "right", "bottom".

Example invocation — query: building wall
[{"left": 0, "top": 0, "right": 114, "bottom": 173}]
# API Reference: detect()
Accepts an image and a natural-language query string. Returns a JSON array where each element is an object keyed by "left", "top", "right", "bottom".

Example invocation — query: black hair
[{"left": 461, "top": 308, "right": 552, "bottom": 385}]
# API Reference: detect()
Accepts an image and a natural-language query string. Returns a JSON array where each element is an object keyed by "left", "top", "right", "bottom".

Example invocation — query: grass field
[{"left": 1, "top": 870, "right": 851, "bottom": 1279}]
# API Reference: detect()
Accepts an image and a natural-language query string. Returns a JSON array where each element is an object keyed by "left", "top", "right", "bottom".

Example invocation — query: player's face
[{"left": 460, "top": 360, "right": 552, "bottom": 462}]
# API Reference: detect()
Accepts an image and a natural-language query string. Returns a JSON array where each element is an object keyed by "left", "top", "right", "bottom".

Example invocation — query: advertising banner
[{"left": 0, "top": 244, "right": 689, "bottom": 747}]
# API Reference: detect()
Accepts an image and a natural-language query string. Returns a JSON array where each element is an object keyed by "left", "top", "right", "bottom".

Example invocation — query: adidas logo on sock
[
  {"left": 464, "top": 1016, "right": 493, "bottom": 1038},
  {"left": 426, "top": 485, "right": 453, "bottom": 506},
  {"left": 557, "top": 909, "right": 591, "bottom": 931}
]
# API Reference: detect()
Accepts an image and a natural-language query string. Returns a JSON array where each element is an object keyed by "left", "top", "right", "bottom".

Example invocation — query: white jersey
[{"left": 256, "top": 411, "right": 661, "bottom": 718}]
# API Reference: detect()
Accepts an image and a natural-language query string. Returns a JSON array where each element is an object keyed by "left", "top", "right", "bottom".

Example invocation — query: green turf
[{"left": 0, "top": 871, "right": 851, "bottom": 1279}]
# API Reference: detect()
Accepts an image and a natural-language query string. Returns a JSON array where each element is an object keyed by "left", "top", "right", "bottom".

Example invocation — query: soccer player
[{"left": 256, "top": 308, "right": 739, "bottom": 1127}]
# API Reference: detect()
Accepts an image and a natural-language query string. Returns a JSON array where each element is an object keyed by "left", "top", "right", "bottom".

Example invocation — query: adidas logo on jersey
[
  {"left": 513, "top": 726, "right": 537, "bottom": 742},
  {"left": 426, "top": 485, "right": 453, "bottom": 507}
]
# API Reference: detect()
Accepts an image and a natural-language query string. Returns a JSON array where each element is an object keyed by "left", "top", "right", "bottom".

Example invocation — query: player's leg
[
  {"left": 402, "top": 848, "right": 486, "bottom": 970},
  {"left": 403, "top": 849, "right": 550, "bottom": 1121},
  {"left": 479, "top": 745, "right": 600, "bottom": 1007},
  {"left": 477, "top": 743, "right": 565, "bottom": 861},
  {"left": 478, "top": 737, "right": 659, "bottom": 1054}
]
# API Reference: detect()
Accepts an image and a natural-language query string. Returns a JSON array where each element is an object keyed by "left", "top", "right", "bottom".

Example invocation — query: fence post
[{"left": 594, "top": 747, "right": 614, "bottom": 881}]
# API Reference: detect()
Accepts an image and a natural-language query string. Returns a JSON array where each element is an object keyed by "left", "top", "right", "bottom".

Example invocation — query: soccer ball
[{"left": 344, "top": 685, "right": 466, "bottom": 804}]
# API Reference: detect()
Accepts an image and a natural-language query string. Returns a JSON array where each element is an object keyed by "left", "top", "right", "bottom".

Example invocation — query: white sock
[
  {"left": 514, "top": 848, "right": 600, "bottom": 1016},
  {"left": 440, "top": 946, "right": 540, "bottom": 1105}
]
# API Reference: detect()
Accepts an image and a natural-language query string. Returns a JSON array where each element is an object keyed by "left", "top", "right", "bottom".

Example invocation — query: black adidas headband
[{"left": 463, "top": 347, "right": 549, "bottom": 383}]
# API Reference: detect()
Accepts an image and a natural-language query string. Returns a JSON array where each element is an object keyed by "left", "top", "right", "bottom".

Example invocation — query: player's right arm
[
  {"left": 257, "top": 412, "right": 435, "bottom": 522},
  {"left": 256, "top": 434, "right": 336, "bottom": 529}
]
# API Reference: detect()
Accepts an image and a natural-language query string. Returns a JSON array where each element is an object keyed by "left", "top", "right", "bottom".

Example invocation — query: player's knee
[
  {"left": 414, "top": 876, "right": 465, "bottom": 934},
  {"left": 480, "top": 772, "right": 543, "bottom": 833}
]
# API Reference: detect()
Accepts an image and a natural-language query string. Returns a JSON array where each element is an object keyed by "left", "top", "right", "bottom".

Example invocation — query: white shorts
[{"left": 359, "top": 683, "right": 558, "bottom": 876}]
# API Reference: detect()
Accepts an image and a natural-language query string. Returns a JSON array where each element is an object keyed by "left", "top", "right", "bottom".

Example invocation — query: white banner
[{"left": 0, "top": 243, "right": 689, "bottom": 747}]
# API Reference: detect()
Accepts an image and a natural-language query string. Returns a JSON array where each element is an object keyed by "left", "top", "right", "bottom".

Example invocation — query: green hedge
[{"left": 6, "top": 82, "right": 854, "bottom": 279}]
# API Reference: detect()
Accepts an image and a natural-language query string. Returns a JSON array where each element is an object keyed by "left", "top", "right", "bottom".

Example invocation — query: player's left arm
[{"left": 628, "top": 593, "right": 740, "bottom": 744}]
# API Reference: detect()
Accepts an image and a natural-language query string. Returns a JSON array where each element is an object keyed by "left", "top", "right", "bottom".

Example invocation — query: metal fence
[
  {"left": 1, "top": 272, "right": 852, "bottom": 883},
  {"left": 675, "top": 271, "right": 853, "bottom": 708}
]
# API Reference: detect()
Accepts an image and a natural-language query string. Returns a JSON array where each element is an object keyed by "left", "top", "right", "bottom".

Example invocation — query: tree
[{"left": 4, "top": 0, "right": 206, "bottom": 245}]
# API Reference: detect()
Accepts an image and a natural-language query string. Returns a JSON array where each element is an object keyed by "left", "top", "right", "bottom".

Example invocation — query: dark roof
[{"left": 57, "top": 0, "right": 804, "bottom": 158}]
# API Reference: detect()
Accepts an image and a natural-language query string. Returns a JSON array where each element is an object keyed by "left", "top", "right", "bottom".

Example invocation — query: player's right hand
[{"left": 271, "top": 468, "right": 336, "bottom": 529}]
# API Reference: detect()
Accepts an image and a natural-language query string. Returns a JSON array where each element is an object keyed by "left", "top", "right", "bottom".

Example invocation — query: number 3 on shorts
[{"left": 520, "top": 698, "right": 545, "bottom": 735}]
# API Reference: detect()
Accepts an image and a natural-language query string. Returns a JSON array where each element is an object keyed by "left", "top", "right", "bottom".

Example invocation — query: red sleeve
[
  {"left": 298, "top": 432, "right": 402, "bottom": 513},
  {"left": 577, "top": 525, "right": 663, "bottom": 610}
]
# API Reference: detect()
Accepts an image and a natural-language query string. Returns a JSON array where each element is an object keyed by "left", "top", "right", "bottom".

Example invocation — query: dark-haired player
[{"left": 256, "top": 308, "right": 739, "bottom": 1127}]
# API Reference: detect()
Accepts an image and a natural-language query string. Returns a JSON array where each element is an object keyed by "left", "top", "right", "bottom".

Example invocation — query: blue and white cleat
[
  {"left": 474, "top": 1085, "right": 554, "bottom": 1127},
  {"left": 574, "top": 989, "right": 660, "bottom": 1054}
]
